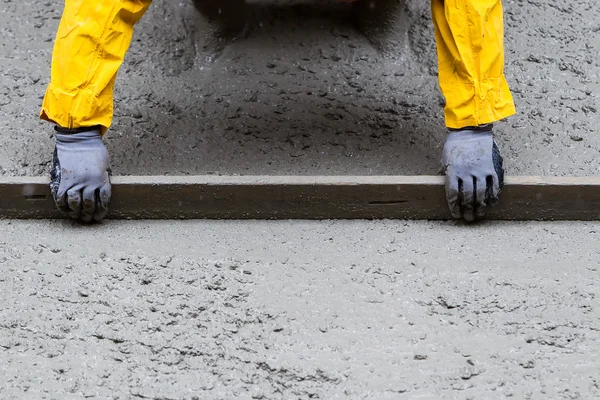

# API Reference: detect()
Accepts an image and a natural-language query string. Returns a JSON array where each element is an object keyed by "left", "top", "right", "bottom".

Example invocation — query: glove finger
[
  {"left": 475, "top": 176, "right": 488, "bottom": 218},
  {"left": 461, "top": 177, "right": 476, "bottom": 222},
  {"left": 93, "top": 183, "right": 111, "bottom": 222},
  {"left": 444, "top": 173, "right": 462, "bottom": 219},
  {"left": 67, "top": 187, "right": 83, "bottom": 220},
  {"left": 486, "top": 174, "right": 501, "bottom": 206},
  {"left": 80, "top": 186, "right": 97, "bottom": 223},
  {"left": 50, "top": 147, "right": 70, "bottom": 213},
  {"left": 54, "top": 188, "right": 70, "bottom": 214}
]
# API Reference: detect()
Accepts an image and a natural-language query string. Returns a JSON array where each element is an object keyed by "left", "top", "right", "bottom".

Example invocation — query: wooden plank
[{"left": 1, "top": 175, "right": 600, "bottom": 220}]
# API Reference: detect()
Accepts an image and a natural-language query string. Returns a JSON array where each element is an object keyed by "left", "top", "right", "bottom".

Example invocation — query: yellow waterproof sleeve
[
  {"left": 41, "top": 0, "right": 152, "bottom": 135},
  {"left": 431, "top": 0, "right": 516, "bottom": 129}
]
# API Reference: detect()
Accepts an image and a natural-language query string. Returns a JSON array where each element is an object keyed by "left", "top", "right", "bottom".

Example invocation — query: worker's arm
[
  {"left": 431, "top": 0, "right": 515, "bottom": 220},
  {"left": 42, "top": 0, "right": 151, "bottom": 221}
]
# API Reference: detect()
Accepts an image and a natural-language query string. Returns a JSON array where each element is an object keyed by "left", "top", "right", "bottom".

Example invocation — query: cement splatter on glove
[
  {"left": 441, "top": 126, "right": 504, "bottom": 222},
  {"left": 51, "top": 127, "right": 111, "bottom": 222}
]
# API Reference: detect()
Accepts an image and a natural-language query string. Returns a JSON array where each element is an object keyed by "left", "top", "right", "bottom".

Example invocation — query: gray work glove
[
  {"left": 50, "top": 127, "right": 111, "bottom": 222},
  {"left": 441, "top": 125, "right": 504, "bottom": 222}
]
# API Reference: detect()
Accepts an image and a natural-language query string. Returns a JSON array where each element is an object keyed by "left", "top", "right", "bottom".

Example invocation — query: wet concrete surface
[
  {"left": 1, "top": 0, "right": 600, "bottom": 398},
  {"left": 0, "top": 0, "right": 599, "bottom": 177},
  {"left": 1, "top": 220, "right": 600, "bottom": 399}
]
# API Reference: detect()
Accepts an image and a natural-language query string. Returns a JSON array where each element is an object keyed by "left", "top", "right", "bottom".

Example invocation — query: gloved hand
[
  {"left": 441, "top": 125, "right": 504, "bottom": 222},
  {"left": 50, "top": 127, "right": 112, "bottom": 222}
]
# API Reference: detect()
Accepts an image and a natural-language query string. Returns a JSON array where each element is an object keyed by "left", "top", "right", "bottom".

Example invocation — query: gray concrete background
[
  {"left": 1, "top": 220, "right": 600, "bottom": 399},
  {"left": 0, "top": 0, "right": 599, "bottom": 177},
  {"left": 2, "top": 1, "right": 600, "bottom": 399}
]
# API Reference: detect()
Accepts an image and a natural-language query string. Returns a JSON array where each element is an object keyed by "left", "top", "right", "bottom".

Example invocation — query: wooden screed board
[{"left": 1, "top": 175, "right": 600, "bottom": 220}]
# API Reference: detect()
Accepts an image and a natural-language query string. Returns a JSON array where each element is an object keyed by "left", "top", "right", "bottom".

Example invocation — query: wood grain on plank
[{"left": 1, "top": 175, "right": 599, "bottom": 220}]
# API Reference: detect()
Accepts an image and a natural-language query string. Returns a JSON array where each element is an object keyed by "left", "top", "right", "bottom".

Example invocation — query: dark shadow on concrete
[
  {"left": 191, "top": 0, "right": 409, "bottom": 57},
  {"left": 106, "top": 0, "right": 444, "bottom": 177}
]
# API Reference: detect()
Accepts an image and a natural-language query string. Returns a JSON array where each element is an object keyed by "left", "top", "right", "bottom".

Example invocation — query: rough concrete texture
[
  {"left": 1, "top": 0, "right": 599, "bottom": 177},
  {"left": 2, "top": 3, "right": 600, "bottom": 398},
  {"left": 1, "top": 220, "right": 600, "bottom": 399}
]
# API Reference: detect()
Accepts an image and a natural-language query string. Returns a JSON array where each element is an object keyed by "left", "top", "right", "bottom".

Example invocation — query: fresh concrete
[
  {"left": 1, "top": 220, "right": 600, "bottom": 399},
  {"left": 1, "top": 0, "right": 600, "bottom": 398},
  {"left": 0, "top": 0, "right": 599, "bottom": 177}
]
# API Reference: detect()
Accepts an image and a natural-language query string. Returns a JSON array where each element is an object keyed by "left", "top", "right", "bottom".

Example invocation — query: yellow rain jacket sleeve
[
  {"left": 431, "top": 0, "right": 516, "bottom": 129},
  {"left": 40, "top": 0, "right": 515, "bottom": 134},
  {"left": 40, "top": 0, "right": 152, "bottom": 135}
]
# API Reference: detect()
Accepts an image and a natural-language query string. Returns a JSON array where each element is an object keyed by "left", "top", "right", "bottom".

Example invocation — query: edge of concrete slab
[{"left": 1, "top": 175, "right": 599, "bottom": 220}]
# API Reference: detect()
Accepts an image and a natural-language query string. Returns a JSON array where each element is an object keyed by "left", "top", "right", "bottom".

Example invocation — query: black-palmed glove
[
  {"left": 51, "top": 127, "right": 111, "bottom": 222},
  {"left": 441, "top": 125, "right": 504, "bottom": 221}
]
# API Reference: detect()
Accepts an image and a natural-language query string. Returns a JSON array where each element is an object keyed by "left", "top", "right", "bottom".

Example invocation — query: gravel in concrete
[
  {"left": 1, "top": 220, "right": 599, "bottom": 399},
  {"left": 0, "top": 0, "right": 598, "bottom": 177}
]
